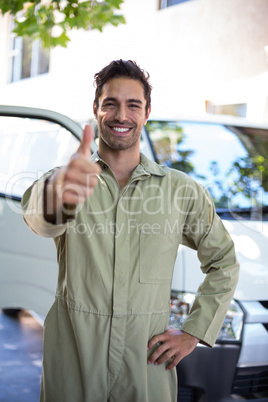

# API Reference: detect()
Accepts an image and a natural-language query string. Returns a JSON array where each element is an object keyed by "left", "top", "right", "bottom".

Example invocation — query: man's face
[{"left": 94, "top": 77, "right": 151, "bottom": 152}]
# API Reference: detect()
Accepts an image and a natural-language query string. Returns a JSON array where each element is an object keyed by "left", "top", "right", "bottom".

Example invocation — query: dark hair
[{"left": 94, "top": 59, "right": 152, "bottom": 114}]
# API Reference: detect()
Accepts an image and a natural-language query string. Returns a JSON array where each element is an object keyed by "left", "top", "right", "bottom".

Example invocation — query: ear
[
  {"left": 93, "top": 102, "right": 98, "bottom": 119},
  {"left": 144, "top": 105, "right": 151, "bottom": 125}
]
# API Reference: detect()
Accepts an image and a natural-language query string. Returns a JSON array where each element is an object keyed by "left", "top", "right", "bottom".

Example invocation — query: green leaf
[
  {"left": 0, "top": 0, "right": 27, "bottom": 15},
  {"left": 106, "top": 0, "right": 124, "bottom": 9},
  {"left": 51, "top": 31, "right": 70, "bottom": 48},
  {"left": 5, "top": 0, "right": 125, "bottom": 48}
]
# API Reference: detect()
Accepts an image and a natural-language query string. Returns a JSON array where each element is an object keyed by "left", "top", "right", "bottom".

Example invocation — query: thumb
[{"left": 77, "top": 124, "right": 93, "bottom": 158}]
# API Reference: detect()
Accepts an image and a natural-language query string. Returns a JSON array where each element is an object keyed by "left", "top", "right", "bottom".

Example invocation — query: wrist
[
  {"left": 181, "top": 331, "right": 200, "bottom": 346},
  {"left": 44, "top": 170, "right": 73, "bottom": 224}
]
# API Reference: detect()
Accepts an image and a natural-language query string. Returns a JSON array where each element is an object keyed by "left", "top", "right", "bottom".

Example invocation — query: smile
[{"left": 111, "top": 127, "right": 132, "bottom": 133}]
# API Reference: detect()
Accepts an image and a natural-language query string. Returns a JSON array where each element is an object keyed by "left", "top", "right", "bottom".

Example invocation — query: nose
[{"left": 115, "top": 104, "right": 127, "bottom": 122}]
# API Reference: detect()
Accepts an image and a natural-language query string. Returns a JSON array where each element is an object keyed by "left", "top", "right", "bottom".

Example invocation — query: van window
[
  {"left": 0, "top": 116, "right": 79, "bottom": 199},
  {"left": 146, "top": 120, "right": 268, "bottom": 220}
]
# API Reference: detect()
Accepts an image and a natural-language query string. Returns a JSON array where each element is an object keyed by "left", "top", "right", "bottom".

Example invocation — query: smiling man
[
  {"left": 95, "top": 78, "right": 148, "bottom": 151},
  {"left": 22, "top": 60, "right": 239, "bottom": 402},
  {"left": 93, "top": 76, "right": 150, "bottom": 188}
]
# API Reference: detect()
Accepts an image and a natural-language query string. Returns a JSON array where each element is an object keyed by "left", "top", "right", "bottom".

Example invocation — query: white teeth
[{"left": 112, "top": 127, "right": 130, "bottom": 132}]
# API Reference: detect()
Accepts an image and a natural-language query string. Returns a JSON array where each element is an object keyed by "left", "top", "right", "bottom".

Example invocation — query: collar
[
  {"left": 139, "top": 153, "right": 166, "bottom": 177},
  {"left": 90, "top": 152, "right": 166, "bottom": 178}
]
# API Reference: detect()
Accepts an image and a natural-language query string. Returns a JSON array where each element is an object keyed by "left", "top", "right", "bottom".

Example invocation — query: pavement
[{"left": 0, "top": 309, "right": 43, "bottom": 402}]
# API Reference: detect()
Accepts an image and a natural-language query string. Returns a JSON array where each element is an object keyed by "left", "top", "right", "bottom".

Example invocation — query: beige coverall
[{"left": 21, "top": 153, "right": 239, "bottom": 402}]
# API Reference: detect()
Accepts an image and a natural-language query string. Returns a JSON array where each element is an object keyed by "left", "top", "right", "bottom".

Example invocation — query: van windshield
[{"left": 146, "top": 120, "right": 268, "bottom": 220}]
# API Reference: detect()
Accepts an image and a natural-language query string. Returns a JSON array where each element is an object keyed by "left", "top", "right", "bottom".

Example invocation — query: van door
[{"left": 0, "top": 106, "right": 82, "bottom": 316}]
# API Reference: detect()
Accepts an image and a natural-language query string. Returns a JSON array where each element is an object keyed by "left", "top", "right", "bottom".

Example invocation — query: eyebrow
[
  {"left": 102, "top": 97, "right": 117, "bottom": 103},
  {"left": 127, "top": 98, "right": 143, "bottom": 105},
  {"left": 102, "top": 97, "right": 143, "bottom": 105}
]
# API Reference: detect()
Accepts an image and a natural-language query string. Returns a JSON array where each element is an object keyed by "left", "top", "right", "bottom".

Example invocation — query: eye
[
  {"left": 129, "top": 103, "right": 140, "bottom": 109},
  {"left": 103, "top": 102, "right": 116, "bottom": 108}
]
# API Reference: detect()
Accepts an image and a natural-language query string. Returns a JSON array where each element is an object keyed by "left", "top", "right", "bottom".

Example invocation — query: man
[{"left": 22, "top": 59, "right": 239, "bottom": 402}]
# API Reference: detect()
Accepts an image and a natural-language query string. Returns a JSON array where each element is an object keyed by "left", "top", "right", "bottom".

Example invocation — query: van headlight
[
  {"left": 217, "top": 299, "right": 244, "bottom": 342},
  {"left": 169, "top": 292, "right": 244, "bottom": 342}
]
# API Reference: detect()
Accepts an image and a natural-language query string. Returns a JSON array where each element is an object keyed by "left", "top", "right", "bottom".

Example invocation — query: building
[{"left": 0, "top": 0, "right": 268, "bottom": 123}]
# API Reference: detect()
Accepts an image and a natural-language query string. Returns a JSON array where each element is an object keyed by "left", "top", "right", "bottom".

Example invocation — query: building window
[
  {"left": 205, "top": 101, "right": 247, "bottom": 118},
  {"left": 160, "top": 0, "right": 192, "bottom": 8},
  {"left": 9, "top": 19, "right": 50, "bottom": 83}
]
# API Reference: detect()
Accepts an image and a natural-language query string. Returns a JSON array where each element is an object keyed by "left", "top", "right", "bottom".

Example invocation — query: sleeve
[
  {"left": 180, "top": 182, "right": 240, "bottom": 347},
  {"left": 21, "top": 171, "right": 69, "bottom": 238}
]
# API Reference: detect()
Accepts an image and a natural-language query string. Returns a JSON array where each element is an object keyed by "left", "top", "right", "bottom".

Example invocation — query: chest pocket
[{"left": 139, "top": 231, "right": 181, "bottom": 284}]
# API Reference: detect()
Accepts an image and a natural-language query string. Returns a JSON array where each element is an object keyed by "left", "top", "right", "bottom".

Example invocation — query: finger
[
  {"left": 147, "top": 342, "right": 169, "bottom": 365},
  {"left": 166, "top": 355, "right": 181, "bottom": 371},
  {"left": 62, "top": 184, "right": 94, "bottom": 205},
  {"left": 154, "top": 348, "right": 176, "bottom": 366},
  {"left": 148, "top": 333, "right": 166, "bottom": 350},
  {"left": 77, "top": 125, "right": 94, "bottom": 158},
  {"left": 65, "top": 165, "right": 100, "bottom": 187}
]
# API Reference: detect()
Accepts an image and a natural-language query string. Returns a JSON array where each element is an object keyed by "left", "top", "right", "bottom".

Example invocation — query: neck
[{"left": 99, "top": 144, "right": 140, "bottom": 188}]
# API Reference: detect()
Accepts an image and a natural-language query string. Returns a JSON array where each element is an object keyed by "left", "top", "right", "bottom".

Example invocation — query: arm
[
  {"left": 180, "top": 187, "right": 239, "bottom": 347},
  {"left": 148, "top": 182, "right": 239, "bottom": 369}
]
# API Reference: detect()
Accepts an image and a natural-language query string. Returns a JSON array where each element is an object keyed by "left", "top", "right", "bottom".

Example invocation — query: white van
[
  {"left": 0, "top": 106, "right": 267, "bottom": 401},
  {"left": 145, "top": 117, "right": 268, "bottom": 401}
]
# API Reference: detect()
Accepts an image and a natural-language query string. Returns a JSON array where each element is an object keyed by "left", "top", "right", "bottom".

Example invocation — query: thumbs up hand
[
  {"left": 75, "top": 124, "right": 94, "bottom": 159},
  {"left": 62, "top": 124, "right": 101, "bottom": 204},
  {"left": 44, "top": 125, "right": 101, "bottom": 222}
]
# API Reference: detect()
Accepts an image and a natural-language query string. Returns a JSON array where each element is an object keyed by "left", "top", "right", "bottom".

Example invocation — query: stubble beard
[{"left": 99, "top": 121, "right": 140, "bottom": 151}]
